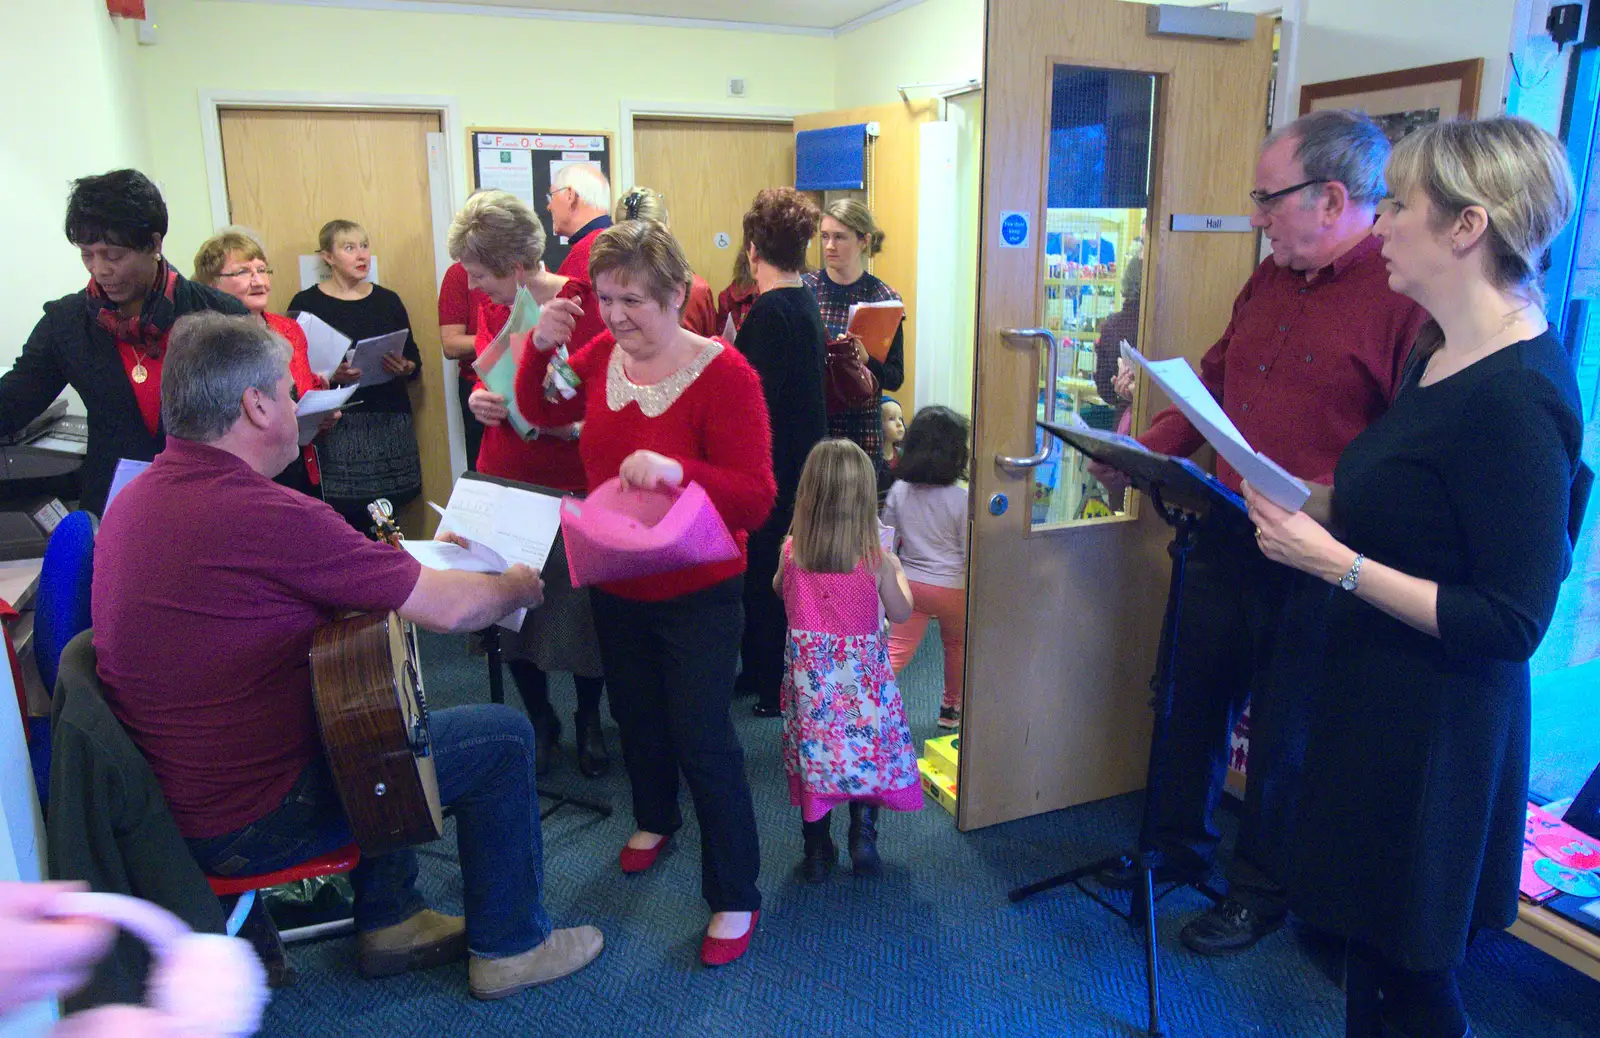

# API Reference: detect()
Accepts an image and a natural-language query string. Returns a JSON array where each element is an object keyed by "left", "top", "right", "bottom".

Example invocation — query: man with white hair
[{"left": 547, "top": 164, "right": 613, "bottom": 285}]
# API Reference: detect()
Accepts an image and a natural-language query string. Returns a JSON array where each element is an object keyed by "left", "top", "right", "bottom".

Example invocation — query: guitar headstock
[{"left": 368, "top": 498, "right": 404, "bottom": 546}]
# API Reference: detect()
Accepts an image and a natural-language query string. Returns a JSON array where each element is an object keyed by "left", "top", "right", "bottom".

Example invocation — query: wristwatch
[{"left": 1338, "top": 553, "right": 1364, "bottom": 592}]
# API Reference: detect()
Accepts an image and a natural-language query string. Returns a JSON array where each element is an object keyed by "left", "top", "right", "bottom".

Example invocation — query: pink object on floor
[{"left": 561, "top": 477, "right": 739, "bottom": 588}]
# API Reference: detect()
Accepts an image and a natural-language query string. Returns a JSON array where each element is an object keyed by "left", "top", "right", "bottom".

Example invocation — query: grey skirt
[
  {"left": 510, "top": 528, "right": 603, "bottom": 678},
  {"left": 318, "top": 412, "right": 423, "bottom": 504}
]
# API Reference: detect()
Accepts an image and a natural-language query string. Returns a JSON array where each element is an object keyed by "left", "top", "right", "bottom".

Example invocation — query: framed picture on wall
[{"left": 1299, "top": 58, "right": 1485, "bottom": 142}]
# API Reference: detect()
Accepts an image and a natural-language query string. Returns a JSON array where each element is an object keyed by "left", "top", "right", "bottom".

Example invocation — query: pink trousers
[{"left": 887, "top": 581, "right": 967, "bottom": 711}]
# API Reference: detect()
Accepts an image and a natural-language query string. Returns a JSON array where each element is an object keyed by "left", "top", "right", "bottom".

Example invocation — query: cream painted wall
[
  {"left": 1297, "top": 0, "right": 1516, "bottom": 116},
  {"left": 135, "top": 0, "right": 838, "bottom": 267},
  {"left": 833, "top": 0, "right": 983, "bottom": 109},
  {"left": 0, "top": 0, "right": 152, "bottom": 376}
]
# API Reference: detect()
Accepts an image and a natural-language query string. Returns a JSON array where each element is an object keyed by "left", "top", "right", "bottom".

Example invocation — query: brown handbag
[{"left": 825, "top": 336, "right": 879, "bottom": 414}]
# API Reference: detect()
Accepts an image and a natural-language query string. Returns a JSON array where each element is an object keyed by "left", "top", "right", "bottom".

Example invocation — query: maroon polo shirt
[
  {"left": 1140, "top": 234, "right": 1428, "bottom": 492},
  {"left": 92, "top": 438, "right": 422, "bottom": 839}
]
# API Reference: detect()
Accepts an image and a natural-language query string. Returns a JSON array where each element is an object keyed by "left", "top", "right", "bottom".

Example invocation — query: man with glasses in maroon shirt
[{"left": 1094, "top": 110, "right": 1428, "bottom": 956}]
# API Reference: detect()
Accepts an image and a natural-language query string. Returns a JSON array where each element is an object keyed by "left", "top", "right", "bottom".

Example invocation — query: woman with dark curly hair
[{"left": 732, "top": 187, "right": 829, "bottom": 718}]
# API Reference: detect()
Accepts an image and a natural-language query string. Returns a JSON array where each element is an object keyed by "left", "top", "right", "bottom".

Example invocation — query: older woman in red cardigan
[{"left": 515, "top": 220, "right": 775, "bottom": 968}]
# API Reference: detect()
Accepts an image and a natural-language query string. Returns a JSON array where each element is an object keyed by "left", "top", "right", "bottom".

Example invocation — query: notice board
[{"left": 469, "top": 128, "right": 612, "bottom": 274}]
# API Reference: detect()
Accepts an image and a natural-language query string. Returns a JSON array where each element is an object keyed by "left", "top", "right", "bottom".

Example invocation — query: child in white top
[{"left": 883, "top": 406, "right": 970, "bottom": 729}]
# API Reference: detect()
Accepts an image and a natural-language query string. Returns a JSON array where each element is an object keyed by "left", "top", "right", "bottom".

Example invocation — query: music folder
[{"left": 1038, "top": 419, "right": 1246, "bottom": 521}]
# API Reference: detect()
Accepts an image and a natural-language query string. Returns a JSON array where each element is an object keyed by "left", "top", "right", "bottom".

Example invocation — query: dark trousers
[
  {"left": 1151, "top": 520, "right": 1319, "bottom": 917},
  {"left": 459, "top": 376, "right": 484, "bottom": 472},
  {"left": 508, "top": 660, "right": 604, "bottom": 723},
  {"left": 738, "top": 509, "right": 790, "bottom": 710},
  {"left": 591, "top": 577, "right": 761, "bottom": 913}
]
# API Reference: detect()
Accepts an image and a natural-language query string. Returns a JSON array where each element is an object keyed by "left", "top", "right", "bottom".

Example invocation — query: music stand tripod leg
[{"left": 479, "top": 626, "right": 612, "bottom": 822}]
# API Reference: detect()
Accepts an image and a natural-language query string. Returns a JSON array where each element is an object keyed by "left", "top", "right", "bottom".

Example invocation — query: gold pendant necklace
[{"left": 131, "top": 361, "right": 149, "bottom": 384}]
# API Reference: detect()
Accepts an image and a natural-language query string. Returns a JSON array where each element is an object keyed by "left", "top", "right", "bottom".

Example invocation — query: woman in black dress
[
  {"left": 733, "top": 188, "right": 829, "bottom": 718},
  {"left": 289, "top": 220, "right": 423, "bottom": 533},
  {"left": 1246, "top": 118, "right": 1583, "bottom": 1038}
]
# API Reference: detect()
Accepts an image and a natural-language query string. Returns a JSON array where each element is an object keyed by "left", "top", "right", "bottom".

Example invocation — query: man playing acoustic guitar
[{"left": 91, "top": 312, "right": 603, "bottom": 1000}]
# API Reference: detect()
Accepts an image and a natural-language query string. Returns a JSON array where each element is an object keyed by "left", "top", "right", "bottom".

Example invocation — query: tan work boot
[
  {"left": 356, "top": 909, "right": 468, "bottom": 978},
  {"left": 468, "top": 926, "right": 604, "bottom": 1000}
]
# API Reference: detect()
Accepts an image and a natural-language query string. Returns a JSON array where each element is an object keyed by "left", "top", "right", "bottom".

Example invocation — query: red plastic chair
[{"left": 208, "top": 843, "right": 361, "bottom": 940}]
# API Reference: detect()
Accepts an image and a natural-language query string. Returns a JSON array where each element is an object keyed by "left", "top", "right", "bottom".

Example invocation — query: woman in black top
[
  {"left": 733, "top": 187, "right": 828, "bottom": 717},
  {"left": 1247, "top": 118, "right": 1583, "bottom": 1038},
  {"left": 0, "top": 170, "right": 245, "bottom": 516},
  {"left": 803, "top": 199, "right": 905, "bottom": 455},
  {"left": 289, "top": 220, "right": 423, "bottom": 533}
]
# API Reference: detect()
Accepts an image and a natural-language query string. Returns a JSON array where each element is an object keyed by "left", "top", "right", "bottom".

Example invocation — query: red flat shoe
[
  {"left": 700, "top": 911, "right": 759, "bottom": 967},
  {"left": 619, "top": 834, "right": 670, "bottom": 874}
]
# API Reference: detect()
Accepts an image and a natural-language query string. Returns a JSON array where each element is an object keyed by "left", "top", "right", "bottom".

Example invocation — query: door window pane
[{"left": 1031, "top": 65, "right": 1156, "bottom": 529}]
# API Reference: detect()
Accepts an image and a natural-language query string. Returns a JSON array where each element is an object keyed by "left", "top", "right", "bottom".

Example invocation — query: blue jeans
[{"left": 187, "top": 705, "right": 553, "bottom": 958}]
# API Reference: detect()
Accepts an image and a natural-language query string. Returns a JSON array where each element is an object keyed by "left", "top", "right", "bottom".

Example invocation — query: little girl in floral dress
[{"left": 775, "top": 439, "right": 921, "bottom": 881}]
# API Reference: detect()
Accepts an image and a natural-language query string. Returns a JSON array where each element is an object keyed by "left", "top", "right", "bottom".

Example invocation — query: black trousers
[
  {"left": 591, "top": 577, "right": 761, "bottom": 913},
  {"left": 1150, "top": 518, "right": 1321, "bottom": 917},
  {"left": 459, "top": 376, "right": 484, "bottom": 473},
  {"left": 738, "top": 508, "right": 790, "bottom": 711}
]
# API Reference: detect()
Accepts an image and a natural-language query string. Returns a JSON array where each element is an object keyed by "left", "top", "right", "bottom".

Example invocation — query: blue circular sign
[{"left": 1001, "top": 212, "right": 1029, "bottom": 246}]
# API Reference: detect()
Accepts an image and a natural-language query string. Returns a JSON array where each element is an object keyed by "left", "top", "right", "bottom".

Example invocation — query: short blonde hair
[
  {"left": 192, "top": 229, "right": 266, "bottom": 286},
  {"left": 788, "top": 439, "right": 881, "bottom": 574},
  {"left": 317, "top": 219, "right": 366, "bottom": 255},
  {"left": 448, "top": 189, "right": 545, "bottom": 276},
  {"left": 614, "top": 186, "right": 668, "bottom": 225},
  {"left": 587, "top": 220, "right": 692, "bottom": 310},
  {"left": 822, "top": 198, "right": 885, "bottom": 256},
  {"left": 1386, "top": 117, "right": 1575, "bottom": 301}
]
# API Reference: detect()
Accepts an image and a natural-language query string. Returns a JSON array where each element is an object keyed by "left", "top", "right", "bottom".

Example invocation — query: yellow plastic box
[
  {"left": 917, "top": 757, "right": 958, "bottom": 816},
  {"left": 922, "top": 734, "right": 960, "bottom": 784}
]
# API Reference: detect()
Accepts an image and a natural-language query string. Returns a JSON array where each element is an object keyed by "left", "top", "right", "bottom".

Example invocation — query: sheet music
[
  {"left": 294, "top": 385, "right": 358, "bottom": 445},
  {"left": 400, "top": 539, "right": 504, "bottom": 574},
  {"left": 295, "top": 312, "right": 352, "bottom": 380},
  {"left": 435, "top": 478, "right": 563, "bottom": 571},
  {"left": 1120, "top": 341, "right": 1310, "bottom": 511},
  {"left": 347, "top": 329, "right": 410, "bottom": 388}
]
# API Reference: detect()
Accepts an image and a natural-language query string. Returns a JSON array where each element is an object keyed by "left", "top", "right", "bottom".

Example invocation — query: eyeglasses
[
  {"left": 545, "top": 186, "right": 572, "bottom": 205},
  {"left": 219, "top": 265, "right": 273, "bottom": 279},
  {"left": 1249, "top": 179, "right": 1328, "bottom": 210}
]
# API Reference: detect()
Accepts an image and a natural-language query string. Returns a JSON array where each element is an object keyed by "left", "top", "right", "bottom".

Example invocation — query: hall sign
[{"left": 1170, "top": 214, "right": 1253, "bottom": 233}]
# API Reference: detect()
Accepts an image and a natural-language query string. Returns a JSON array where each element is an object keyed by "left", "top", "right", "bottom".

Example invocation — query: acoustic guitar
[{"left": 308, "top": 500, "right": 444, "bottom": 856}]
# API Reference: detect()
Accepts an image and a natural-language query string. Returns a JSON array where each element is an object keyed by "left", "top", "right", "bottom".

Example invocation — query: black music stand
[
  {"left": 1008, "top": 420, "right": 1248, "bottom": 1038},
  {"left": 481, "top": 624, "right": 612, "bottom": 822}
]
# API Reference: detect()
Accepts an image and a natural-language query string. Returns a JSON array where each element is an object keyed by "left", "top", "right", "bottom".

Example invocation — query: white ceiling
[{"left": 355, "top": 0, "right": 920, "bottom": 33}]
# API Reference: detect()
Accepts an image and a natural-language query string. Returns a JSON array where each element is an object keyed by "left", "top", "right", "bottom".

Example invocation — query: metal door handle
[{"left": 996, "top": 327, "right": 1059, "bottom": 469}]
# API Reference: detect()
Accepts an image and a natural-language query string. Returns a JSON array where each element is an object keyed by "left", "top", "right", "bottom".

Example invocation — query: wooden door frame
[
  {"left": 198, "top": 89, "right": 467, "bottom": 475},
  {"left": 616, "top": 100, "right": 809, "bottom": 194}
]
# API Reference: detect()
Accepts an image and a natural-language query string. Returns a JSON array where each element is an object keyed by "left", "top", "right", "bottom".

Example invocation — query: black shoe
[
  {"left": 1096, "top": 855, "right": 1203, "bottom": 891},
  {"left": 1178, "top": 898, "right": 1285, "bottom": 956},
  {"left": 752, "top": 702, "right": 781, "bottom": 718},
  {"left": 574, "top": 709, "right": 610, "bottom": 779},
  {"left": 532, "top": 711, "right": 561, "bottom": 778},
  {"left": 800, "top": 816, "right": 835, "bottom": 883},
  {"left": 847, "top": 803, "right": 881, "bottom": 876}
]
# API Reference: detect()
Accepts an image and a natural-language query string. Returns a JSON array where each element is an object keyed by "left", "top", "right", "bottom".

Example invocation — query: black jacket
[
  {"left": 46, "top": 631, "right": 227, "bottom": 1010},
  {"left": 0, "top": 277, "right": 246, "bottom": 516}
]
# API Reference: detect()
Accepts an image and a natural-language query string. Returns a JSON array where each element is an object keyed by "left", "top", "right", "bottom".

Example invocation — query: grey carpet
[{"left": 257, "top": 627, "right": 1600, "bottom": 1037}]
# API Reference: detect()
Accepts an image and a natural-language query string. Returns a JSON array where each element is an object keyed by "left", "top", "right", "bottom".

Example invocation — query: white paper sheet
[
  {"left": 294, "top": 385, "right": 359, "bottom": 446},
  {"left": 1120, "top": 341, "right": 1310, "bottom": 511},
  {"left": 435, "top": 478, "right": 563, "bottom": 571},
  {"left": 400, "top": 539, "right": 505, "bottom": 574},
  {"left": 347, "top": 329, "right": 410, "bottom": 388},
  {"left": 105, "top": 458, "right": 151, "bottom": 511},
  {"left": 294, "top": 312, "right": 353, "bottom": 381}
]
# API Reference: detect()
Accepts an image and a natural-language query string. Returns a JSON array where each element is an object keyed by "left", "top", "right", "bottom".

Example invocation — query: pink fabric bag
[{"left": 561, "top": 477, "right": 740, "bottom": 588}]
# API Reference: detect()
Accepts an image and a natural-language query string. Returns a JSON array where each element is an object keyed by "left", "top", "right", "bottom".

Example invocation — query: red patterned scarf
[{"left": 86, "top": 259, "right": 179, "bottom": 356}]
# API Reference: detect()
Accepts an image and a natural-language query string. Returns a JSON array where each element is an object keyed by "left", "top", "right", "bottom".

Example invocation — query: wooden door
[
  {"left": 218, "top": 107, "right": 448, "bottom": 537},
  {"left": 632, "top": 118, "right": 795, "bottom": 305},
  {"left": 960, "top": 0, "right": 1273, "bottom": 828}
]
